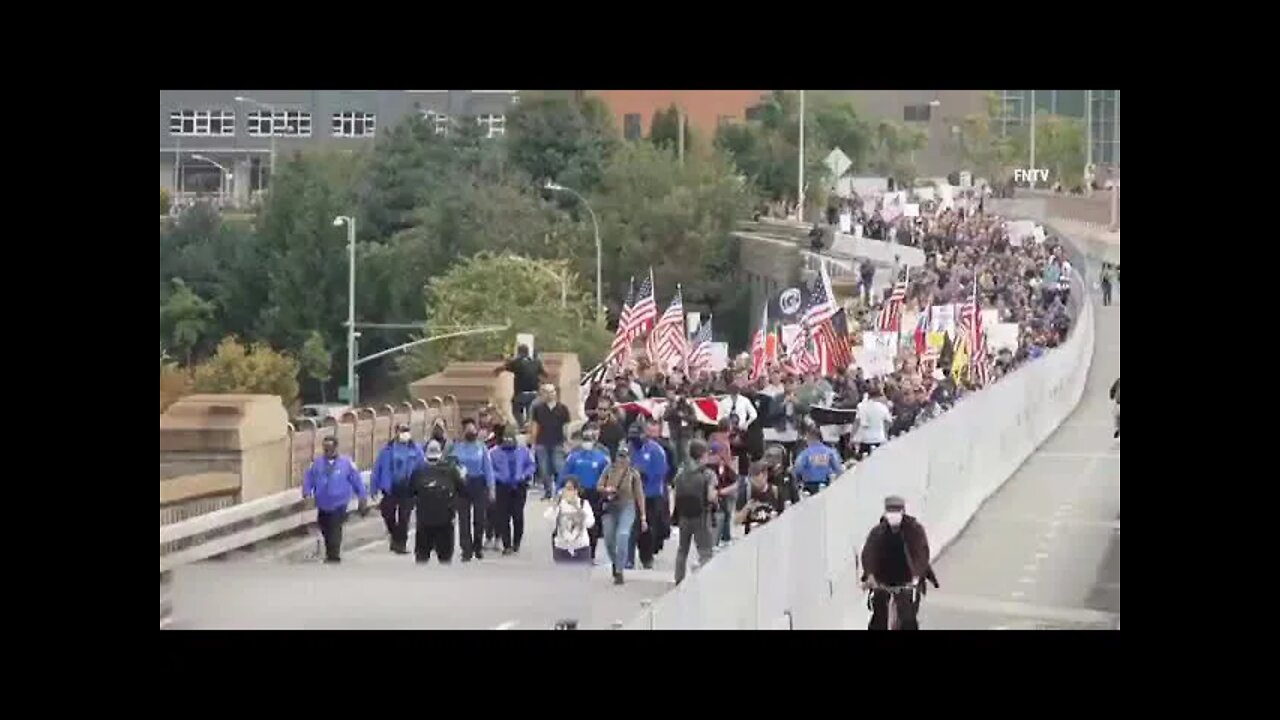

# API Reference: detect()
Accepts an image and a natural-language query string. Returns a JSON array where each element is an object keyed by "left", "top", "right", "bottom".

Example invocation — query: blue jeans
[
  {"left": 717, "top": 497, "right": 734, "bottom": 544},
  {"left": 601, "top": 502, "right": 637, "bottom": 572},
  {"left": 535, "top": 445, "right": 565, "bottom": 497}
]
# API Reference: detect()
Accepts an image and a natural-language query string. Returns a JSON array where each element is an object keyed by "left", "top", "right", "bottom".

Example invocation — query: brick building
[{"left": 585, "top": 90, "right": 767, "bottom": 141}]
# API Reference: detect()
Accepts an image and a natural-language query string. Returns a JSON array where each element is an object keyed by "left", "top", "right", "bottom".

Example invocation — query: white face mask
[
  {"left": 581, "top": 441, "right": 595, "bottom": 450},
  {"left": 885, "top": 511, "right": 903, "bottom": 527},
  {"left": 398, "top": 432, "right": 411, "bottom": 443}
]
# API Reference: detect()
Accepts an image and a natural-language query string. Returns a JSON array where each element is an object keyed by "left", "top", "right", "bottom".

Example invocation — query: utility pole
[
  {"left": 1028, "top": 90, "right": 1037, "bottom": 189},
  {"left": 797, "top": 89, "right": 806, "bottom": 222}
]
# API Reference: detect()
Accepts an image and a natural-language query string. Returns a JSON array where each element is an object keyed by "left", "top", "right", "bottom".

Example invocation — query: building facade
[
  {"left": 996, "top": 90, "right": 1120, "bottom": 168},
  {"left": 159, "top": 90, "right": 519, "bottom": 207},
  {"left": 585, "top": 90, "right": 768, "bottom": 142},
  {"left": 823, "top": 90, "right": 990, "bottom": 179}
]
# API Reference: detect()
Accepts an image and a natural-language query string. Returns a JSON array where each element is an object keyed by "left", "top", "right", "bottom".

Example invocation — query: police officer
[
  {"left": 410, "top": 441, "right": 466, "bottom": 564},
  {"left": 792, "top": 426, "right": 843, "bottom": 497},
  {"left": 490, "top": 434, "right": 536, "bottom": 555},
  {"left": 371, "top": 423, "right": 424, "bottom": 554},
  {"left": 448, "top": 418, "right": 495, "bottom": 562},
  {"left": 302, "top": 436, "right": 368, "bottom": 563},
  {"left": 559, "top": 425, "right": 611, "bottom": 561}
]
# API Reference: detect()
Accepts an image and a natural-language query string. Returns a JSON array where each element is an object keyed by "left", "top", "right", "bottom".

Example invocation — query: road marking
[
  {"left": 1022, "top": 563, "right": 1038, "bottom": 573},
  {"left": 1034, "top": 451, "right": 1120, "bottom": 460},
  {"left": 983, "top": 514, "right": 1121, "bottom": 531},
  {"left": 928, "top": 592, "right": 1120, "bottom": 626},
  {"left": 991, "top": 625, "right": 1011, "bottom": 630},
  {"left": 493, "top": 620, "right": 519, "bottom": 630},
  {"left": 1018, "top": 576, "right": 1036, "bottom": 584},
  {"left": 160, "top": 617, "right": 174, "bottom": 630},
  {"left": 1010, "top": 591, "right": 1026, "bottom": 599},
  {"left": 1034, "top": 552, "right": 1050, "bottom": 560}
]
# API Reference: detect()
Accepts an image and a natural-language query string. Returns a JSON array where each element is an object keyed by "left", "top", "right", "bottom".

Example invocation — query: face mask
[
  {"left": 581, "top": 441, "right": 595, "bottom": 450},
  {"left": 398, "top": 432, "right": 411, "bottom": 443},
  {"left": 502, "top": 439, "right": 517, "bottom": 449},
  {"left": 885, "top": 511, "right": 903, "bottom": 527},
  {"left": 563, "top": 490, "right": 579, "bottom": 504},
  {"left": 464, "top": 431, "right": 478, "bottom": 441},
  {"left": 324, "top": 446, "right": 337, "bottom": 459}
]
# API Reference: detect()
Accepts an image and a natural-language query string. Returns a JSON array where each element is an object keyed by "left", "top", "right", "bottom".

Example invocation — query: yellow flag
[{"left": 951, "top": 332, "right": 970, "bottom": 380}]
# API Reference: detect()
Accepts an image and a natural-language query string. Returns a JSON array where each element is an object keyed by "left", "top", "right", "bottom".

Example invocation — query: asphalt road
[
  {"left": 912, "top": 287, "right": 1120, "bottom": 630},
  {"left": 167, "top": 488, "right": 743, "bottom": 630}
]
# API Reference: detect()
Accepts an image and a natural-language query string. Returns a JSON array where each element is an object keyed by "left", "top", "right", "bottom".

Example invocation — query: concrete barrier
[{"left": 623, "top": 221, "right": 1097, "bottom": 630}]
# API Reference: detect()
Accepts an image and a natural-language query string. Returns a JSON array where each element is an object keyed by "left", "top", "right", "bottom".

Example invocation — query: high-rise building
[{"left": 996, "top": 90, "right": 1120, "bottom": 167}]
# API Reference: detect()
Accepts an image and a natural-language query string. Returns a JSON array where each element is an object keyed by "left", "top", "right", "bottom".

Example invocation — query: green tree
[
  {"left": 591, "top": 143, "right": 755, "bottom": 347},
  {"left": 714, "top": 91, "right": 827, "bottom": 210},
  {"left": 398, "top": 253, "right": 613, "bottom": 380},
  {"left": 866, "top": 120, "right": 927, "bottom": 185},
  {"left": 160, "top": 187, "right": 171, "bottom": 215},
  {"left": 948, "top": 92, "right": 1019, "bottom": 182},
  {"left": 160, "top": 278, "right": 216, "bottom": 366},
  {"left": 649, "top": 105, "right": 693, "bottom": 154},
  {"left": 1031, "top": 112, "right": 1086, "bottom": 187},
  {"left": 299, "top": 330, "right": 333, "bottom": 403},
  {"left": 255, "top": 150, "right": 361, "bottom": 356},
  {"left": 354, "top": 113, "right": 457, "bottom": 241},
  {"left": 505, "top": 96, "right": 619, "bottom": 193},
  {"left": 192, "top": 337, "right": 301, "bottom": 410}
]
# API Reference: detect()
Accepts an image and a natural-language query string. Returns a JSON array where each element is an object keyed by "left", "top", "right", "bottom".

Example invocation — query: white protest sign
[
  {"left": 929, "top": 304, "right": 957, "bottom": 336},
  {"left": 839, "top": 211, "right": 853, "bottom": 234},
  {"left": 858, "top": 331, "right": 899, "bottom": 378},
  {"left": 915, "top": 186, "right": 936, "bottom": 202},
  {"left": 940, "top": 184, "right": 955, "bottom": 212},
  {"left": 959, "top": 171, "right": 972, "bottom": 187},
  {"left": 516, "top": 333, "right": 535, "bottom": 356},
  {"left": 1006, "top": 220, "right": 1037, "bottom": 245},
  {"left": 987, "top": 323, "right": 1021, "bottom": 352},
  {"left": 903, "top": 203, "right": 920, "bottom": 218},
  {"left": 854, "top": 223, "right": 864, "bottom": 238},
  {"left": 981, "top": 309, "right": 1000, "bottom": 329},
  {"left": 781, "top": 324, "right": 804, "bottom": 353},
  {"left": 1033, "top": 225, "right": 1047, "bottom": 243},
  {"left": 851, "top": 177, "right": 890, "bottom": 196},
  {"left": 686, "top": 312, "right": 701, "bottom": 335},
  {"left": 706, "top": 342, "right": 729, "bottom": 372}
]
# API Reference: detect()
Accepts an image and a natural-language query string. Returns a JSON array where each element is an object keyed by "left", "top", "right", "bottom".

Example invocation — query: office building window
[
  {"left": 476, "top": 114, "right": 505, "bottom": 138},
  {"left": 332, "top": 112, "right": 376, "bottom": 138},
  {"left": 247, "top": 111, "right": 311, "bottom": 137},
  {"left": 903, "top": 104, "right": 932, "bottom": 123},
  {"left": 422, "top": 110, "right": 450, "bottom": 135},
  {"left": 170, "top": 110, "right": 236, "bottom": 137},
  {"left": 623, "top": 113, "right": 642, "bottom": 140}
]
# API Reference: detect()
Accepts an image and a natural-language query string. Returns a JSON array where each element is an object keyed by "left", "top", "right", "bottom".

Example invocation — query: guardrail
[{"left": 620, "top": 220, "right": 1097, "bottom": 630}]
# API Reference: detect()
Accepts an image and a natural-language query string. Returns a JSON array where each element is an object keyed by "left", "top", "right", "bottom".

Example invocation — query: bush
[
  {"left": 161, "top": 187, "right": 172, "bottom": 216},
  {"left": 192, "top": 337, "right": 301, "bottom": 411}
]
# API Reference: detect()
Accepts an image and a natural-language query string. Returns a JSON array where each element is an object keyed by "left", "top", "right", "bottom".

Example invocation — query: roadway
[
  {"left": 166, "top": 488, "right": 740, "bottom": 630},
  {"left": 912, "top": 285, "right": 1120, "bottom": 630}
]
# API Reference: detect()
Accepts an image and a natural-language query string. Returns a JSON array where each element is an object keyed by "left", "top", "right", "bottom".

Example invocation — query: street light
[
  {"left": 191, "top": 154, "right": 229, "bottom": 206},
  {"left": 545, "top": 181, "right": 603, "bottom": 326},
  {"left": 234, "top": 95, "right": 277, "bottom": 189},
  {"left": 334, "top": 215, "right": 357, "bottom": 405}
]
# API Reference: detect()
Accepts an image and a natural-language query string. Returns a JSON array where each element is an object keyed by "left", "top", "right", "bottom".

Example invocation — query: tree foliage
[
  {"left": 299, "top": 330, "right": 332, "bottom": 403},
  {"left": 398, "top": 254, "right": 613, "bottom": 380},
  {"left": 160, "top": 187, "right": 171, "bottom": 215},
  {"left": 505, "top": 96, "right": 619, "bottom": 193},
  {"left": 649, "top": 105, "right": 693, "bottom": 154},
  {"left": 1028, "top": 112, "right": 1086, "bottom": 187},
  {"left": 192, "top": 337, "right": 301, "bottom": 410},
  {"left": 159, "top": 278, "right": 215, "bottom": 366},
  {"left": 948, "top": 92, "right": 1019, "bottom": 182}
]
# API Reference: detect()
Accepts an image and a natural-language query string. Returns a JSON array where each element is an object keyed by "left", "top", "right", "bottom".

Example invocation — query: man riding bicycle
[{"left": 860, "top": 495, "right": 938, "bottom": 630}]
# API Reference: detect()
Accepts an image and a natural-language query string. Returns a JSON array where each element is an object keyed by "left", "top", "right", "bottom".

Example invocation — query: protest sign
[
  {"left": 706, "top": 342, "right": 729, "bottom": 372},
  {"left": 987, "top": 323, "right": 1021, "bottom": 352},
  {"left": 929, "top": 304, "right": 957, "bottom": 336},
  {"left": 981, "top": 309, "right": 1000, "bottom": 329},
  {"left": 904, "top": 203, "right": 920, "bottom": 218}
]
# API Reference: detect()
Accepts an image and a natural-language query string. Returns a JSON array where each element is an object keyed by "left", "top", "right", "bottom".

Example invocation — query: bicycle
[{"left": 865, "top": 583, "right": 920, "bottom": 630}]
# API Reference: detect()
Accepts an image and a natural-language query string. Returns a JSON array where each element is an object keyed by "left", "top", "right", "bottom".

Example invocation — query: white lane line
[
  {"left": 1018, "top": 576, "right": 1036, "bottom": 584},
  {"left": 1034, "top": 552, "right": 1050, "bottom": 560},
  {"left": 983, "top": 514, "right": 1120, "bottom": 531},
  {"left": 991, "top": 626, "right": 1011, "bottom": 631},
  {"left": 493, "top": 620, "right": 520, "bottom": 630},
  {"left": 929, "top": 592, "right": 1120, "bottom": 626},
  {"left": 1010, "top": 591, "right": 1026, "bottom": 599},
  {"left": 1034, "top": 452, "right": 1121, "bottom": 460},
  {"left": 1022, "top": 563, "right": 1039, "bottom": 573}
]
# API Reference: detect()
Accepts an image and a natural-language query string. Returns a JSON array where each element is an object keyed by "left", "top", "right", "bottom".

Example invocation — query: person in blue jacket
[
  {"left": 793, "top": 426, "right": 844, "bottom": 497},
  {"left": 449, "top": 418, "right": 495, "bottom": 562},
  {"left": 371, "top": 423, "right": 425, "bottom": 555},
  {"left": 627, "top": 420, "right": 670, "bottom": 570},
  {"left": 560, "top": 425, "right": 611, "bottom": 561},
  {"left": 302, "top": 435, "right": 368, "bottom": 563},
  {"left": 489, "top": 434, "right": 536, "bottom": 555}
]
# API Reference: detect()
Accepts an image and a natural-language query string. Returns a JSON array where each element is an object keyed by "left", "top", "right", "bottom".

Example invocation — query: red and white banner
[{"left": 616, "top": 396, "right": 732, "bottom": 427}]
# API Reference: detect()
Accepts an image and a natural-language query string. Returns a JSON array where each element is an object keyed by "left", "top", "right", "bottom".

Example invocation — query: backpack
[{"left": 674, "top": 465, "right": 713, "bottom": 518}]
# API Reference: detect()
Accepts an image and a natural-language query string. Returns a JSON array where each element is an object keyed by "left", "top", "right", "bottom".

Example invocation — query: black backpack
[{"left": 673, "top": 465, "right": 713, "bottom": 518}]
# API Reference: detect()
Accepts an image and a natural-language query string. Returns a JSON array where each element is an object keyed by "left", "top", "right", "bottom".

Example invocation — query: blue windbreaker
[
  {"left": 449, "top": 441, "right": 495, "bottom": 491},
  {"left": 630, "top": 438, "right": 670, "bottom": 498},
  {"left": 794, "top": 442, "right": 843, "bottom": 487},
  {"left": 302, "top": 455, "right": 367, "bottom": 512},
  {"left": 490, "top": 445, "right": 536, "bottom": 486},
  {"left": 370, "top": 441, "right": 424, "bottom": 494},
  {"left": 559, "top": 447, "right": 611, "bottom": 491}
]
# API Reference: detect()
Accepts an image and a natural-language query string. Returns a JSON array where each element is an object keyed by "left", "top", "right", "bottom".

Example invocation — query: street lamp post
[
  {"left": 334, "top": 216, "right": 357, "bottom": 405},
  {"left": 234, "top": 95, "right": 277, "bottom": 189},
  {"left": 1028, "top": 90, "right": 1037, "bottom": 189},
  {"left": 191, "top": 154, "right": 230, "bottom": 206},
  {"left": 545, "top": 181, "right": 603, "bottom": 326}
]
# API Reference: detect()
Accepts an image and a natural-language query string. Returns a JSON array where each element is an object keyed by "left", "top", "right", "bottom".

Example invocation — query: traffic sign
[{"left": 824, "top": 148, "right": 852, "bottom": 178}]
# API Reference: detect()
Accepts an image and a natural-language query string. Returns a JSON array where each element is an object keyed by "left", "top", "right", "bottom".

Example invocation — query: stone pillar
[
  {"left": 233, "top": 158, "right": 251, "bottom": 208},
  {"left": 160, "top": 395, "right": 291, "bottom": 524}
]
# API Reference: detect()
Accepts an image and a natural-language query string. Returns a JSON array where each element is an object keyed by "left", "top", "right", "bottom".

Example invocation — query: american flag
[
  {"left": 687, "top": 316, "right": 714, "bottom": 372},
  {"left": 957, "top": 282, "right": 991, "bottom": 387},
  {"left": 647, "top": 285, "right": 689, "bottom": 370},
  {"left": 876, "top": 279, "right": 909, "bottom": 332},
  {"left": 750, "top": 304, "right": 769, "bottom": 380},
  {"left": 800, "top": 266, "right": 837, "bottom": 329},
  {"left": 816, "top": 309, "right": 853, "bottom": 376},
  {"left": 605, "top": 269, "right": 657, "bottom": 367},
  {"left": 913, "top": 304, "right": 930, "bottom": 357},
  {"left": 781, "top": 324, "right": 821, "bottom": 374}
]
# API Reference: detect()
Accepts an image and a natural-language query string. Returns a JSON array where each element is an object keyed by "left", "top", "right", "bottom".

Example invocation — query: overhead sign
[{"left": 824, "top": 148, "right": 852, "bottom": 178}]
